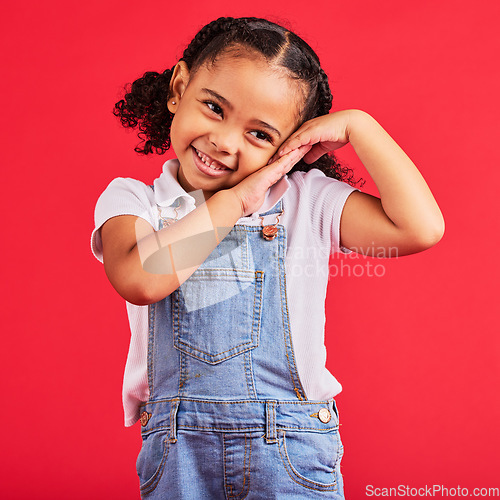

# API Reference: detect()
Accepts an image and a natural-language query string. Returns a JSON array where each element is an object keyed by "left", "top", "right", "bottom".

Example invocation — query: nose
[{"left": 209, "top": 124, "right": 239, "bottom": 155}]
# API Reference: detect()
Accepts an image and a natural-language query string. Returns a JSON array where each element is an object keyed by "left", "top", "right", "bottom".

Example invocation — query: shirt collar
[
  {"left": 153, "top": 159, "right": 291, "bottom": 218},
  {"left": 153, "top": 159, "right": 196, "bottom": 211}
]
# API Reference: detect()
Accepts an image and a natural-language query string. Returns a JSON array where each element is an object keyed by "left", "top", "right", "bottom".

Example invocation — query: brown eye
[
  {"left": 250, "top": 130, "right": 272, "bottom": 142},
  {"left": 205, "top": 101, "right": 223, "bottom": 116}
]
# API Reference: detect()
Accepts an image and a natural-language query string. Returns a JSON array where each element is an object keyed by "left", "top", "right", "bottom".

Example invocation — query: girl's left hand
[{"left": 271, "top": 110, "right": 353, "bottom": 164}]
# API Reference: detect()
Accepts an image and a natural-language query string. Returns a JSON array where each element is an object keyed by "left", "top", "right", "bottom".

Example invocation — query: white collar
[{"left": 153, "top": 159, "right": 291, "bottom": 218}]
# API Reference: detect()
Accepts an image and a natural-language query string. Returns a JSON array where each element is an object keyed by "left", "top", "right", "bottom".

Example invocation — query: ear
[{"left": 167, "top": 61, "right": 190, "bottom": 114}]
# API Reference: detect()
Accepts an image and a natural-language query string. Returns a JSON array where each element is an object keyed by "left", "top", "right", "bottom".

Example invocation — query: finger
[
  {"left": 267, "top": 146, "right": 292, "bottom": 165},
  {"left": 278, "top": 130, "right": 316, "bottom": 157},
  {"left": 267, "top": 145, "right": 312, "bottom": 165},
  {"left": 273, "top": 149, "right": 301, "bottom": 175},
  {"left": 281, "top": 147, "right": 303, "bottom": 165},
  {"left": 262, "top": 149, "right": 302, "bottom": 186},
  {"left": 282, "top": 145, "right": 312, "bottom": 174},
  {"left": 302, "top": 143, "right": 330, "bottom": 164},
  {"left": 298, "top": 143, "right": 313, "bottom": 156}
]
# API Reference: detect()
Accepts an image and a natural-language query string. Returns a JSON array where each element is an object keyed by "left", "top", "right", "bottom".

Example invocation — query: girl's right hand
[{"left": 229, "top": 146, "right": 309, "bottom": 217}]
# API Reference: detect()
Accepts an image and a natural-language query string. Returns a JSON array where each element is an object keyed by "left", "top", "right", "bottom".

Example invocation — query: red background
[{"left": 1, "top": 0, "right": 499, "bottom": 498}]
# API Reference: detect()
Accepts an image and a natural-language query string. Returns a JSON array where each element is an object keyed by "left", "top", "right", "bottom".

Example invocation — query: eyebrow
[{"left": 201, "top": 88, "right": 282, "bottom": 138}]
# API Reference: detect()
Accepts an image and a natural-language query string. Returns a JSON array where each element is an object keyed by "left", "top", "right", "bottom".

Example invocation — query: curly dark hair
[{"left": 113, "top": 16, "right": 363, "bottom": 187}]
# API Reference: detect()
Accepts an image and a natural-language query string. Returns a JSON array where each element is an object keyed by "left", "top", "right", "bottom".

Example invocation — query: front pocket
[
  {"left": 278, "top": 429, "right": 341, "bottom": 492},
  {"left": 137, "top": 429, "right": 170, "bottom": 496},
  {"left": 173, "top": 268, "right": 264, "bottom": 364}
]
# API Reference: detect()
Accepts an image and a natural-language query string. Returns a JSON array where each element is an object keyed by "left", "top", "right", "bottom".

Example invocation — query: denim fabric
[{"left": 137, "top": 199, "right": 345, "bottom": 499}]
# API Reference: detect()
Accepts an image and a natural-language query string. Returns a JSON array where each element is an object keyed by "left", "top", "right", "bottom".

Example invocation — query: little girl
[{"left": 91, "top": 16, "right": 444, "bottom": 499}]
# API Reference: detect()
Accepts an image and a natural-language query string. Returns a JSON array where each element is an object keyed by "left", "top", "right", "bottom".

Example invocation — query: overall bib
[{"left": 137, "top": 199, "right": 345, "bottom": 499}]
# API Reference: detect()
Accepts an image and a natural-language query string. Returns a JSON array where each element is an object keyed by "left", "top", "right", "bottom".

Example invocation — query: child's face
[{"left": 168, "top": 52, "right": 305, "bottom": 201}]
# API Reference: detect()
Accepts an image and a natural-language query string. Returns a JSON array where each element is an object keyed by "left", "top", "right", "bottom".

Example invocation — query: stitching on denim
[
  {"left": 141, "top": 424, "right": 169, "bottom": 435},
  {"left": 253, "top": 270, "right": 264, "bottom": 345},
  {"left": 235, "top": 225, "right": 279, "bottom": 232},
  {"left": 175, "top": 270, "right": 264, "bottom": 355},
  {"left": 223, "top": 433, "right": 252, "bottom": 500},
  {"left": 168, "top": 399, "right": 179, "bottom": 443},
  {"left": 172, "top": 425, "right": 266, "bottom": 431},
  {"left": 278, "top": 226, "right": 296, "bottom": 395},
  {"left": 169, "top": 296, "right": 178, "bottom": 395},
  {"left": 243, "top": 433, "right": 251, "bottom": 499},
  {"left": 168, "top": 403, "right": 175, "bottom": 442},
  {"left": 223, "top": 433, "right": 235, "bottom": 499},
  {"left": 138, "top": 397, "right": 343, "bottom": 431},
  {"left": 265, "top": 401, "right": 277, "bottom": 443},
  {"left": 265, "top": 402, "right": 271, "bottom": 443},
  {"left": 174, "top": 343, "right": 257, "bottom": 364},
  {"left": 139, "top": 397, "right": 336, "bottom": 407},
  {"left": 275, "top": 406, "right": 278, "bottom": 438},
  {"left": 272, "top": 402, "right": 276, "bottom": 442},
  {"left": 178, "top": 352, "right": 188, "bottom": 395},
  {"left": 139, "top": 434, "right": 170, "bottom": 495},
  {"left": 244, "top": 351, "right": 257, "bottom": 399},
  {"left": 185, "top": 268, "right": 257, "bottom": 279},
  {"left": 172, "top": 290, "right": 181, "bottom": 392},
  {"left": 172, "top": 270, "right": 264, "bottom": 364},
  {"left": 143, "top": 424, "right": 338, "bottom": 434},
  {"left": 271, "top": 403, "right": 275, "bottom": 440},
  {"left": 279, "top": 212, "right": 307, "bottom": 400},
  {"left": 278, "top": 425, "right": 339, "bottom": 432},
  {"left": 175, "top": 339, "right": 255, "bottom": 358},
  {"left": 147, "top": 303, "right": 156, "bottom": 399},
  {"left": 277, "top": 431, "right": 338, "bottom": 492},
  {"left": 235, "top": 432, "right": 251, "bottom": 499},
  {"left": 277, "top": 227, "right": 306, "bottom": 401}
]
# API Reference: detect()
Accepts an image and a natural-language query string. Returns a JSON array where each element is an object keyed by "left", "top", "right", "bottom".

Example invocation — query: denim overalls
[{"left": 137, "top": 198, "right": 345, "bottom": 499}]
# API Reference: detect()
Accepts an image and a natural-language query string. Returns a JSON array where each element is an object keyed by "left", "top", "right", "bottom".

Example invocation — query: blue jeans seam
[
  {"left": 277, "top": 228, "right": 307, "bottom": 401},
  {"left": 178, "top": 351, "right": 188, "bottom": 395},
  {"left": 147, "top": 303, "right": 156, "bottom": 399},
  {"left": 139, "top": 397, "right": 338, "bottom": 407},
  {"left": 223, "top": 433, "right": 252, "bottom": 500},
  {"left": 244, "top": 351, "right": 257, "bottom": 399}
]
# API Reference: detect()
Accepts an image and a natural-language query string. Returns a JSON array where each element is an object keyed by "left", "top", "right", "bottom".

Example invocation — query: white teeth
[{"left": 196, "top": 149, "right": 228, "bottom": 170}]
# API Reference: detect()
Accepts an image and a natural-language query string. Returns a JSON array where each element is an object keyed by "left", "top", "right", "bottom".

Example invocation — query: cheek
[
  {"left": 240, "top": 153, "right": 270, "bottom": 176},
  {"left": 169, "top": 115, "right": 181, "bottom": 149},
  {"left": 170, "top": 113, "right": 193, "bottom": 153}
]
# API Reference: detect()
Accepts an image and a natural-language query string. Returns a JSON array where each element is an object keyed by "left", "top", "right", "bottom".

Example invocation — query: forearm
[
  {"left": 348, "top": 110, "right": 445, "bottom": 242},
  {"left": 129, "top": 189, "right": 243, "bottom": 304}
]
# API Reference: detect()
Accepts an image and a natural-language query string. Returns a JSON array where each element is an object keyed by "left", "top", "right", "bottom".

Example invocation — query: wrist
[
  {"left": 206, "top": 189, "right": 245, "bottom": 245},
  {"left": 346, "top": 109, "right": 374, "bottom": 141},
  {"left": 216, "top": 189, "right": 244, "bottom": 244},
  {"left": 217, "top": 188, "right": 245, "bottom": 219}
]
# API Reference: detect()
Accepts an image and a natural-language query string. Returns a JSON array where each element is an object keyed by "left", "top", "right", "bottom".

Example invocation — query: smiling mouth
[{"left": 193, "top": 147, "right": 232, "bottom": 171}]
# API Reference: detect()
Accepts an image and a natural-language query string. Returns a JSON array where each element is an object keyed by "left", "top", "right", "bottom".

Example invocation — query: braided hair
[{"left": 113, "top": 17, "right": 361, "bottom": 185}]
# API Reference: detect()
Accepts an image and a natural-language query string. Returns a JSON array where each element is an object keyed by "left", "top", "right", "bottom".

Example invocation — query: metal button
[
  {"left": 262, "top": 225, "right": 278, "bottom": 240},
  {"left": 140, "top": 411, "right": 151, "bottom": 427},
  {"left": 318, "top": 408, "right": 331, "bottom": 423}
]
